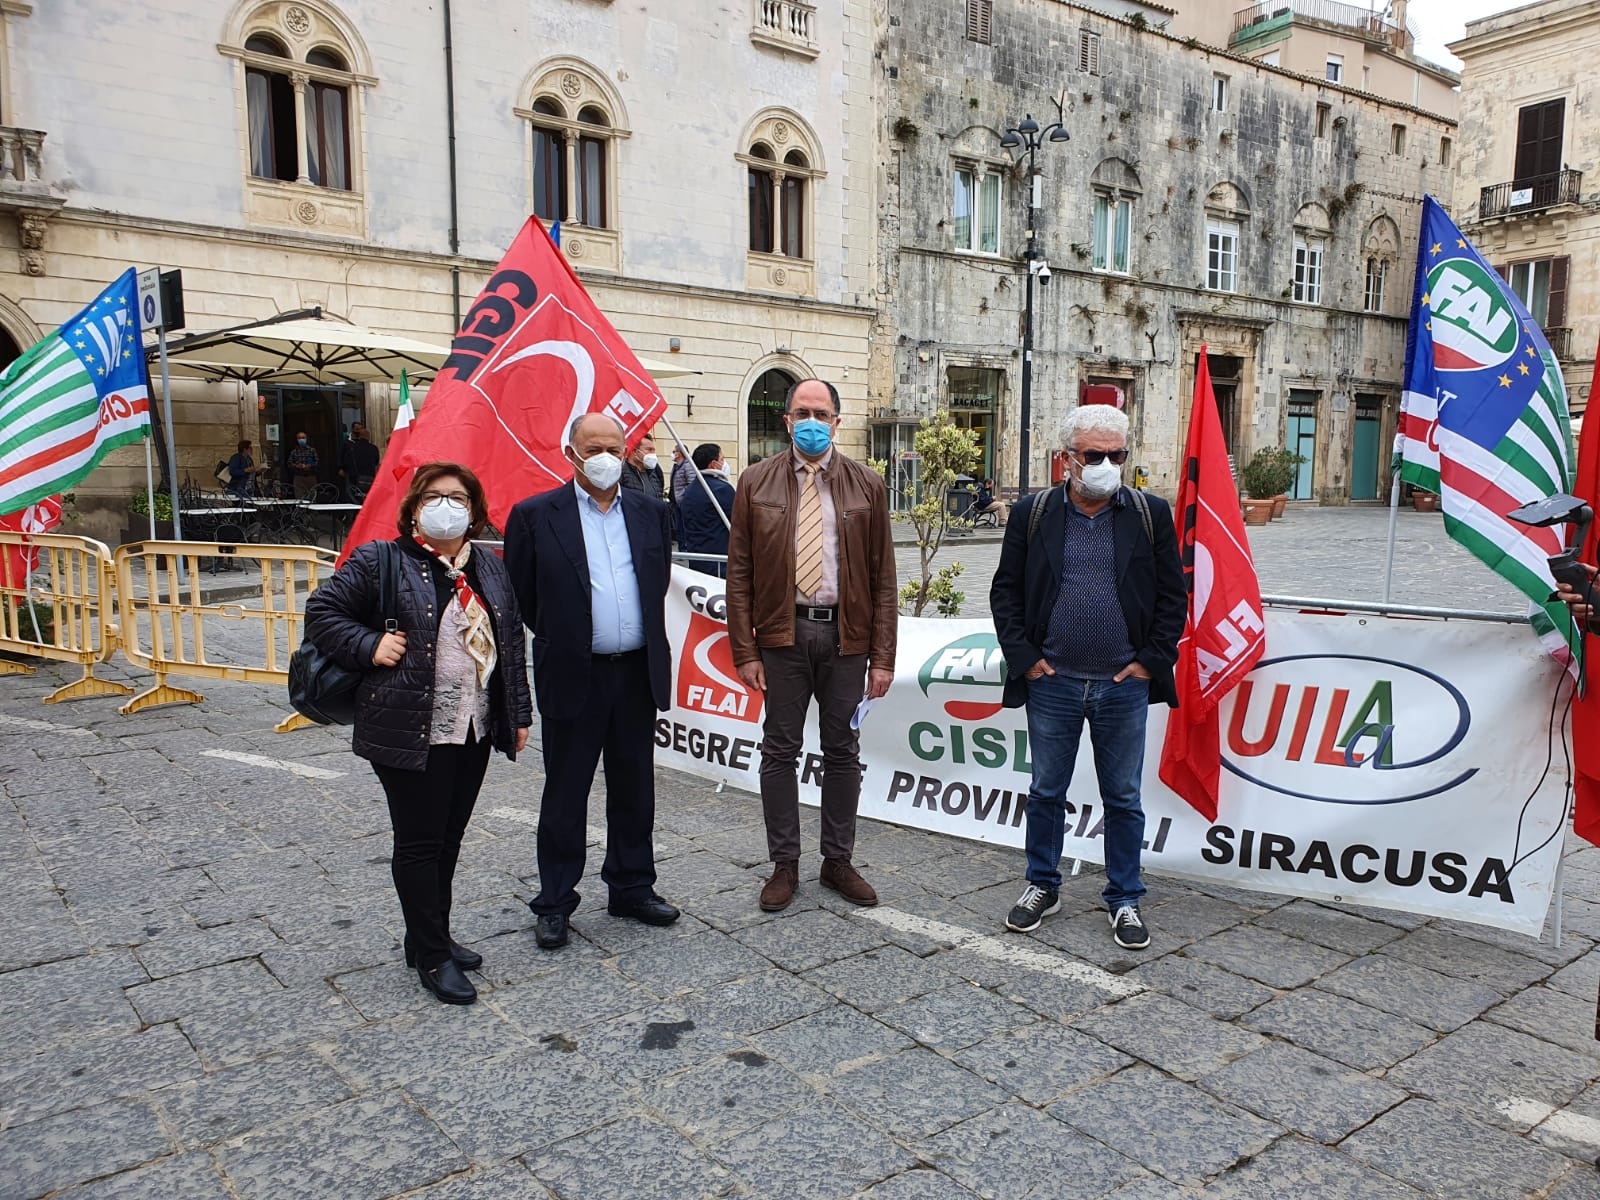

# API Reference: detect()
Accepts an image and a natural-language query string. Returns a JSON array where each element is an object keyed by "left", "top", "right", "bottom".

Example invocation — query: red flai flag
[
  {"left": 1572, "top": 341, "right": 1600, "bottom": 845},
  {"left": 1158, "top": 349, "right": 1267, "bottom": 821},
  {"left": 340, "top": 219, "right": 667, "bottom": 562}
]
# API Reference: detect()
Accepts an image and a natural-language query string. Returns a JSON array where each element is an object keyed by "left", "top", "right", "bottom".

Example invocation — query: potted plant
[
  {"left": 1413, "top": 489, "right": 1439, "bottom": 512},
  {"left": 123, "top": 489, "right": 176, "bottom": 544},
  {"left": 1239, "top": 451, "right": 1281, "bottom": 526}
]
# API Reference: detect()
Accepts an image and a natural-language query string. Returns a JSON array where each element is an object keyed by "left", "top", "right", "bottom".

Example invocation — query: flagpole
[
  {"left": 143, "top": 434, "right": 157, "bottom": 540},
  {"left": 657, "top": 411, "right": 731, "bottom": 532},
  {"left": 1382, "top": 432, "right": 1402, "bottom": 604}
]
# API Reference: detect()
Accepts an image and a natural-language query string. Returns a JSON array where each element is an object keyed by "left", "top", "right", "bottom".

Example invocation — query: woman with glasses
[{"left": 304, "top": 462, "right": 532, "bottom": 1005}]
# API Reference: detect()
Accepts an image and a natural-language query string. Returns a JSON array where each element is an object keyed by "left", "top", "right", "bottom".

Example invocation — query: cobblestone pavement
[
  {"left": 904, "top": 504, "right": 1528, "bottom": 620},
  {"left": 3, "top": 506, "right": 1593, "bottom": 1199}
]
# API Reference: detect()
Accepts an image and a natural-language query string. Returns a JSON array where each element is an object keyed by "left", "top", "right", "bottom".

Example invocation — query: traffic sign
[{"left": 136, "top": 268, "right": 163, "bottom": 332}]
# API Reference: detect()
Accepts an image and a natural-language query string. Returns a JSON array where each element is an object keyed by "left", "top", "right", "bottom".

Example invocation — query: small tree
[{"left": 882, "top": 413, "right": 982, "bottom": 616}]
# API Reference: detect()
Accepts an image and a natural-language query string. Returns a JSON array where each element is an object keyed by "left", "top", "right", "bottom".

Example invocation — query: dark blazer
[
  {"left": 677, "top": 473, "right": 735, "bottom": 577},
  {"left": 989, "top": 485, "right": 1187, "bottom": 709},
  {"left": 503, "top": 483, "right": 673, "bottom": 720},
  {"left": 303, "top": 536, "right": 533, "bottom": 771}
]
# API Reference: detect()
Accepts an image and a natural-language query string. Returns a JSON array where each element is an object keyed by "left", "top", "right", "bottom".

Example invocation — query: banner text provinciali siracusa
[{"left": 658, "top": 566, "right": 1569, "bottom": 936}]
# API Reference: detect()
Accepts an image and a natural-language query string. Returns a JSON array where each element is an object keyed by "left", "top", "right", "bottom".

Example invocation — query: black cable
[{"left": 1509, "top": 604, "right": 1582, "bottom": 873}]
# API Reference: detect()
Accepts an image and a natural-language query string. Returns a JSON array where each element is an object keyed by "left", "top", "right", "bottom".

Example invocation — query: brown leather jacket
[{"left": 727, "top": 450, "right": 898, "bottom": 670}]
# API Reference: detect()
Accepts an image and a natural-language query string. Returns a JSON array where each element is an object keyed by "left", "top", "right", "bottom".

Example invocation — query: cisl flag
[
  {"left": 1158, "top": 348, "right": 1266, "bottom": 822},
  {"left": 341, "top": 219, "right": 667, "bottom": 560}
]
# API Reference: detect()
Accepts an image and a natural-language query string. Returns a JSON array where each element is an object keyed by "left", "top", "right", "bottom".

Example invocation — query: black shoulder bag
[{"left": 288, "top": 542, "right": 398, "bottom": 726}]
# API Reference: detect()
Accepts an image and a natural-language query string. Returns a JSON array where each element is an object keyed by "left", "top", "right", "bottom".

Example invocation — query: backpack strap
[
  {"left": 1126, "top": 486, "right": 1154, "bottom": 545},
  {"left": 1025, "top": 486, "right": 1053, "bottom": 549}
]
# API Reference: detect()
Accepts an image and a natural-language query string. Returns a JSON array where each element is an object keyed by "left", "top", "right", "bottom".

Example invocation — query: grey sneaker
[
  {"left": 1006, "top": 884, "right": 1061, "bottom": 933},
  {"left": 1109, "top": 904, "right": 1150, "bottom": 950}
]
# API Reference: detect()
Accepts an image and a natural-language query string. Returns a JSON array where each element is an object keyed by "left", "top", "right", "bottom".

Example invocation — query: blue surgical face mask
[{"left": 791, "top": 417, "right": 833, "bottom": 457}]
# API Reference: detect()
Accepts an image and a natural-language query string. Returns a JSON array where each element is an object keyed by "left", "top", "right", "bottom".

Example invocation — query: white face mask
[
  {"left": 417, "top": 497, "right": 470, "bottom": 541},
  {"left": 642, "top": 453, "right": 659, "bottom": 472},
  {"left": 576, "top": 450, "right": 623, "bottom": 491},
  {"left": 1075, "top": 458, "right": 1124, "bottom": 500}
]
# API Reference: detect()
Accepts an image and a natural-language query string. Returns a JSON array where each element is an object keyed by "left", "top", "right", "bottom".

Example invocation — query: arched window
[
  {"left": 517, "top": 60, "right": 629, "bottom": 248},
  {"left": 1091, "top": 158, "right": 1142, "bottom": 274},
  {"left": 1292, "top": 203, "right": 1332, "bottom": 305},
  {"left": 747, "top": 368, "right": 796, "bottom": 464},
  {"left": 739, "top": 110, "right": 824, "bottom": 294},
  {"left": 223, "top": 2, "right": 372, "bottom": 236},
  {"left": 1204, "top": 182, "right": 1251, "bottom": 293},
  {"left": 1362, "top": 215, "right": 1400, "bottom": 313}
]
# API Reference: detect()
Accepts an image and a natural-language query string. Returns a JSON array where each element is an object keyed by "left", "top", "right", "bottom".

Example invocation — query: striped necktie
[{"left": 795, "top": 463, "right": 824, "bottom": 598}]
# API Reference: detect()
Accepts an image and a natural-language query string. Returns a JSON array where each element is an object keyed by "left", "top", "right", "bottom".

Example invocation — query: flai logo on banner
[{"left": 658, "top": 567, "right": 1567, "bottom": 936}]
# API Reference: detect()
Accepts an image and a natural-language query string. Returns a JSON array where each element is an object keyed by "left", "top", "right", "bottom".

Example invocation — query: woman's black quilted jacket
[{"left": 303, "top": 537, "right": 533, "bottom": 771}]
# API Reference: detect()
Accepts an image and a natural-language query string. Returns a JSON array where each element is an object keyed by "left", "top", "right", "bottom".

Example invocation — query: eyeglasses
[
  {"left": 789, "top": 410, "right": 835, "bottom": 422},
  {"left": 1070, "top": 448, "right": 1129, "bottom": 466},
  {"left": 421, "top": 490, "right": 471, "bottom": 505}
]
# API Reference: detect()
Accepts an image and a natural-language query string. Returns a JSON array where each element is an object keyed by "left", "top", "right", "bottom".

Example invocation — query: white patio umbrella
[{"left": 161, "top": 311, "right": 451, "bottom": 385}]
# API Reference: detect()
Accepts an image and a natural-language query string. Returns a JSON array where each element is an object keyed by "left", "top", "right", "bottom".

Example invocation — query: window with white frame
[
  {"left": 953, "top": 165, "right": 1002, "bottom": 255},
  {"left": 1093, "top": 193, "right": 1132, "bottom": 273},
  {"left": 1212, "top": 74, "right": 1229, "bottom": 114},
  {"left": 1325, "top": 53, "right": 1343, "bottom": 82},
  {"left": 1364, "top": 257, "right": 1387, "bottom": 312},
  {"left": 1293, "top": 235, "right": 1325, "bottom": 303},
  {"left": 1390, "top": 123, "right": 1406, "bottom": 155},
  {"left": 1206, "top": 219, "right": 1239, "bottom": 292}
]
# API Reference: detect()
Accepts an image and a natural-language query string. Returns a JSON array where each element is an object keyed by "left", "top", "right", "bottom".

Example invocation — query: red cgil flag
[
  {"left": 1, "top": 494, "right": 63, "bottom": 591},
  {"left": 1158, "top": 348, "right": 1267, "bottom": 821},
  {"left": 339, "top": 218, "right": 667, "bottom": 563},
  {"left": 1571, "top": 341, "right": 1600, "bottom": 845}
]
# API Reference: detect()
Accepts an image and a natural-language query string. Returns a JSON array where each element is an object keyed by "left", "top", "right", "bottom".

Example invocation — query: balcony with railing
[
  {"left": 751, "top": 0, "right": 819, "bottom": 58},
  {"left": 0, "top": 127, "right": 49, "bottom": 196},
  {"left": 1478, "top": 170, "right": 1583, "bottom": 220},
  {"left": 1232, "top": 0, "right": 1408, "bottom": 49},
  {"left": 1545, "top": 327, "right": 1572, "bottom": 361}
]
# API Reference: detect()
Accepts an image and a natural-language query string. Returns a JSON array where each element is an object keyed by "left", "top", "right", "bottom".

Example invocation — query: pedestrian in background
[
  {"left": 304, "top": 462, "right": 532, "bottom": 1005},
  {"left": 677, "top": 442, "right": 736, "bottom": 577},
  {"left": 288, "top": 431, "right": 319, "bottom": 499},
  {"left": 621, "top": 430, "right": 665, "bottom": 499},
  {"left": 989, "top": 405, "right": 1185, "bottom": 950},
  {"left": 339, "top": 421, "right": 380, "bottom": 500},
  {"left": 669, "top": 443, "right": 696, "bottom": 542},
  {"left": 727, "top": 379, "right": 897, "bottom": 913},
  {"left": 504, "top": 413, "right": 680, "bottom": 951},
  {"left": 225, "top": 439, "right": 262, "bottom": 498}
]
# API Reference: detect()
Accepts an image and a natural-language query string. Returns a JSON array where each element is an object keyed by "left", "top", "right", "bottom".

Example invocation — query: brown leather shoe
[
  {"left": 760, "top": 861, "right": 799, "bottom": 912},
  {"left": 820, "top": 858, "right": 878, "bottom": 906}
]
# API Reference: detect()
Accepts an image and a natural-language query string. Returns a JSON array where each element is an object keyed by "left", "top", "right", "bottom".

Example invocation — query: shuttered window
[
  {"left": 967, "top": 0, "right": 992, "bottom": 43},
  {"left": 1079, "top": 30, "right": 1101, "bottom": 74}
]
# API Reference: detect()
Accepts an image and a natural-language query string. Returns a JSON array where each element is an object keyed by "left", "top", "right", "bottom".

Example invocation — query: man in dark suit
[
  {"left": 677, "top": 443, "right": 736, "bottom": 577},
  {"left": 989, "top": 404, "right": 1185, "bottom": 951},
  {"left": 504, "top": 412, "right": 679, "bottom": 949}
]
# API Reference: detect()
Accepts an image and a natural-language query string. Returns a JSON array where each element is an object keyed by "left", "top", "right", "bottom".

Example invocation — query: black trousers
[
  {"left": 531, "top": 651, "right": 657, "bottom": 917},
  {"left": 373, "top": 734, "right": 492, "bottom": 969}
]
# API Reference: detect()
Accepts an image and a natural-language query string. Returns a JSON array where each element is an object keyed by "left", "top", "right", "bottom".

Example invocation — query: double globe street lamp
[{"left": 999, "top": 114, "right": 1070, "bottom": 495}]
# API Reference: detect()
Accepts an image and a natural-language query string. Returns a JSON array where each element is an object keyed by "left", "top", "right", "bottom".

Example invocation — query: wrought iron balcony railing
[
  {"left": 1478, "top": 169, "right": 1582, "bottom": 220},
  {"left": 1544, "top": 326, "right": 1572, "bottom": 361}
]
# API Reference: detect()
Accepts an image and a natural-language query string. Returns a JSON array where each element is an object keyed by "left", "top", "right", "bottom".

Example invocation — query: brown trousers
[{"left": 758, "top": 615, "right": 869, "bottom": 864}]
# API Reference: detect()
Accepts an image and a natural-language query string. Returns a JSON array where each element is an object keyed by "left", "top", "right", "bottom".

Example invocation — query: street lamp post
[{"left": 1000, "top": 114, "right": 1069, "bottom": 495}]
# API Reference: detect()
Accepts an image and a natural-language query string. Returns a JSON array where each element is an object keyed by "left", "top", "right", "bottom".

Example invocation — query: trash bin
[{"left": 946, "top": 476, "right": 977, "bottom": 522}]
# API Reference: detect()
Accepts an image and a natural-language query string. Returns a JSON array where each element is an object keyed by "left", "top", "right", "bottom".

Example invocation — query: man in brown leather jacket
[{"left": 727, "top": 379, "right": 897, "bottom": 912}]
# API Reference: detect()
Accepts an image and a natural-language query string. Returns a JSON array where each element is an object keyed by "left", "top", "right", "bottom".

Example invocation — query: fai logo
[
  {"left": 918, "top": 634, "right": 1008, "bottom": 721},
  {"left": 676, "top": 610, "right": 763, "bottom": 723},
  {"left": 1427, "top": 259, "right": 1518, "bottom": 373}
]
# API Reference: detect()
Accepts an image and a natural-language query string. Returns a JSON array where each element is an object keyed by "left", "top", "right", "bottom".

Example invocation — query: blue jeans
[{"left": 1023, "top": 672, "right": 1149, "bottom": 909}]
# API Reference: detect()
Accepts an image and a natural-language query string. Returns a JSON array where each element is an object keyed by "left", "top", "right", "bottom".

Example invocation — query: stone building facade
[
  {"left": 874, "top": 0, "right": 1456, "bottom": 504},
  {"left": 1450, "top": 0, "right": 1598, "bottom": 419},
  {"left": 0, "top": 0, "right": 877, "bottom": 542}
]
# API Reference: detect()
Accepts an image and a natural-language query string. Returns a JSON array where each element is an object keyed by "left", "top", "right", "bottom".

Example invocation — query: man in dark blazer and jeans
[
  {"left": 990, "top": 404, "right": 1185, "bottom": 951},
  {"left": 504, "top": 412, "right": 679, "bottom": 949}
]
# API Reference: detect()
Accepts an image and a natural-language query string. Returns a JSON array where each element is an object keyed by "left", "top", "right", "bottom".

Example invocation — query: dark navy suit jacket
[{"left": 503, "top": 483, "right": 674, "bottom": 721}]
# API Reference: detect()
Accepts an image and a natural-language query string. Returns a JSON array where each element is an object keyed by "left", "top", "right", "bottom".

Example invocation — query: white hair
[{"left": 1061, "top": 404, "right": 1129, "bottom": 449}]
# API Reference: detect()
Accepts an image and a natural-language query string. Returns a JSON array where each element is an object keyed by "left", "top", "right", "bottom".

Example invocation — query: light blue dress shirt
[{"left": 575, "top": 481, "right": 645, "bottom": 653}]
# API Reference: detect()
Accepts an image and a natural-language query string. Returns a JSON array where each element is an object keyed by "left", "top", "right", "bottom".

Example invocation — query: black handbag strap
[{"left": 377, "top": 541, "right": 399, "bottom": 633}]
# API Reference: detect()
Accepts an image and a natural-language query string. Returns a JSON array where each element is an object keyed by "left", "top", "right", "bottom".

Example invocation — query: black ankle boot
[{"left": 416, "top": 958, "right": 477, "bottom": 1005}]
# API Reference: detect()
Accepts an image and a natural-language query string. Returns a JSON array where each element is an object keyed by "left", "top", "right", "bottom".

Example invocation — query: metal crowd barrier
[
  {"left": 0, "top": 531, "right": 135, "bottom": 703},
  {"left": 113, "top": 540, "right": 337, "bottom": 731}
]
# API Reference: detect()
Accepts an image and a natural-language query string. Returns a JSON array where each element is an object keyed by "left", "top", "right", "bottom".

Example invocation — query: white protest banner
[{"left": 658, "top": 566, "right": 1568, "bottom": 936}]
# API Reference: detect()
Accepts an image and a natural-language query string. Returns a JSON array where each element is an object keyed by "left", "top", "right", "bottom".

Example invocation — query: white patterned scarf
[{"left": 417, "top": 539, "right": 497, "bottom": 686}]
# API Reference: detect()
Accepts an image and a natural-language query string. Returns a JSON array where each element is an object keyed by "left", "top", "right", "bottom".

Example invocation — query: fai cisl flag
[
  {"left": 1158, "top": 348, "right": 1266, "bottom": 822},
  {"left": 340, "top": 218, "right": 667, "bottom": 561}
]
